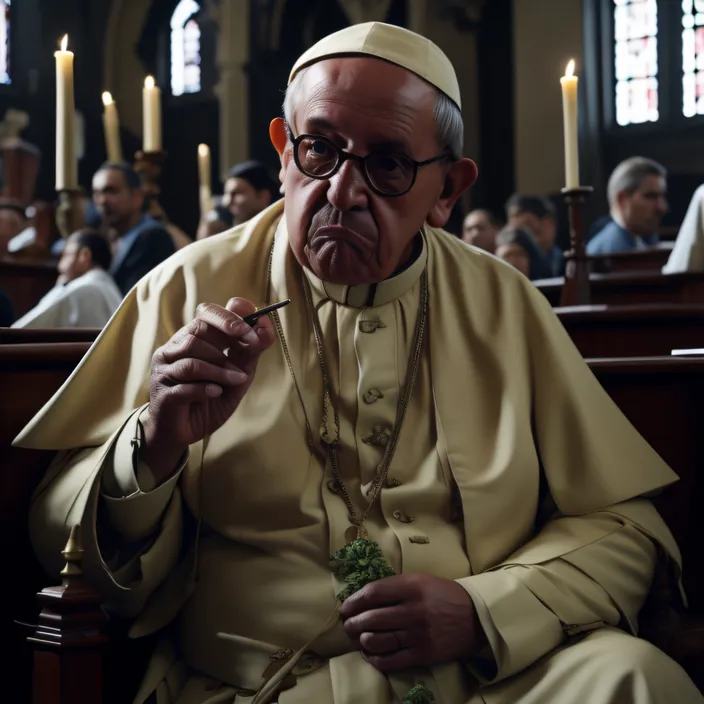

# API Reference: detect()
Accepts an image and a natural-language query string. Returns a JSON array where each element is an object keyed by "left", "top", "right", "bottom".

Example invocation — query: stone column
[{"left": 211, "top": 0, "right": 250, "bottom": 179}]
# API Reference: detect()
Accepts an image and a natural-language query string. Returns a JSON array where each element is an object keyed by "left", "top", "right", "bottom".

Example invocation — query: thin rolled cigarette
[{"left": 243, "top": 299, "right": 291, "bottom": 326}]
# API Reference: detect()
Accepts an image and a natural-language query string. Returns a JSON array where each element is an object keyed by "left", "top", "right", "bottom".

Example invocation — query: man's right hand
[{"left": 141, "top": 297, "right": 275, "bottom": 482}]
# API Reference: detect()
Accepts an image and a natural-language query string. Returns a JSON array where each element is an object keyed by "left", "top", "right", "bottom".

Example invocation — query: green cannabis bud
[
  {"left": 403, "top": 684, "right": 435, "bottom": 704},
  {"left": 330, "top": 538, "right": 396, "bottom": 602}
]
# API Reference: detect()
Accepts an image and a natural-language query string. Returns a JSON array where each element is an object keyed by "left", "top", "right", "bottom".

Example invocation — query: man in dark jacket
[{"left": 92, "top": 162, "right": 175, "bottom": 295}]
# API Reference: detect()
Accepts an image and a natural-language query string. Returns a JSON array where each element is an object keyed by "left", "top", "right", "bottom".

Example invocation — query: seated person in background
[
  {"left": 461, "top": 208, "right": 501, "bottom": 252},
  {"left": 495, "top": 225, "right": 553, "bottom": 280},
  {"left": 587, "top": 157, "right": 668, "bottom": 256},
  {"left": 0, "top": 289, "right": 14, "bottom": 326},
  {"left": 663, "top": 184, "right": 704, "bottom": 273},
  {"left": 505, "top": 194, "right": 564, "bottom": 276},
  {"left": 222, "top": 160, "right": 280, "bottom": 226},
  {"left": 0, "top": 198, "right": 27, "bottom": 255},
  {"left": 16, "top": 21, "right": 701, "bottom": 704},
  {"left": 196, "top": 203, "right": 235, "bottom": 240},
  {"left": 12, "top": 229, "right": 122, "bottom": 329},
  {"left": 92, "top": 162, "right": 176, "bottom": 295}
]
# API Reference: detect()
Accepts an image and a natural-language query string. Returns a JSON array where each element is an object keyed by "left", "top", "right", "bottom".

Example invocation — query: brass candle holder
[
  {"left": 560, "top": 186, "right": 594, "bottom": 307},
  {"left": 134, "top": 149, "right": 168, "bottom": 221},
  {"left": 55, "top": 187, "right": 84, "bottom": 239}
]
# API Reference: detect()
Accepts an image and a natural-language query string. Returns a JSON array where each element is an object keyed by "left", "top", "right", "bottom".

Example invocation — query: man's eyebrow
[{"left": 302, "top": 117, "right": 411, "bottom": 154}]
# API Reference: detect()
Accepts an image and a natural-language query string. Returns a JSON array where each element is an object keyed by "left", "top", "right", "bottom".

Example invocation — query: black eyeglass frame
[{"left": 289, "top": 130, "right": 452, "bottom": 198}]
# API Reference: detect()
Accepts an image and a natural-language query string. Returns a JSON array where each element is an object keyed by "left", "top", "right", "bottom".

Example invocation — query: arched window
[
  {"left": 0, "top": 0, "right": 11, "bottom": 85},
  {"left": 171, "top": 0, "right": 201, "bottom": 97},
  {"left": 682, "top": 0, "right": 704, "bottom": 117},
  {"left": 613, "top": 0, "right": 659, "bottom": 126}
]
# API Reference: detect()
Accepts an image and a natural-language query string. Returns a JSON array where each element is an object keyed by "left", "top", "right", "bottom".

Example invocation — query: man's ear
[
  {"left": 270, "top": 118, "right": 287, "bottom": 157},
  {"left": 426, "top": 158, "right": 478, "bottom": 228},
  {"left": 77, "top": 246, "right": 92, "bottom": 269}
]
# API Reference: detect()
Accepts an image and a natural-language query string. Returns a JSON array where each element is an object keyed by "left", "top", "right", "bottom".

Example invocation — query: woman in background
[{"left": 495, "top": 225, "right": 553, "bottom": 280}]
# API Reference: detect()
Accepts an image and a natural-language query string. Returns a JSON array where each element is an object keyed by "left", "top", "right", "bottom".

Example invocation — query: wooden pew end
[{"left": 28, "top": 525, "right": 107, "bottom": 704}]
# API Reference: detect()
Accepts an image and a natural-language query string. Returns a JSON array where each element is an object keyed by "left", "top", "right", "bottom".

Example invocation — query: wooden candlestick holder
[
  {"left": 560, "top": 186, "right": 594, "bottom": 307},
  {"left": 55, "top": 188, "right": 85, "bottom": 239},
  {"left": 134, "top": 149, "right": 168, "bottom": 221}
]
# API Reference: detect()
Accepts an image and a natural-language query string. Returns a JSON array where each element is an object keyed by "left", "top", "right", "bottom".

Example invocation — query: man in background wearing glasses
[{"left": 17, "top": 22, "right": 699, "bottom": 704}]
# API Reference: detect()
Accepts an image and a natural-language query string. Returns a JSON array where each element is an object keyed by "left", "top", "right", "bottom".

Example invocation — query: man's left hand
[{"left": 339, "top": 573, "right": 487, "bottom": 672}]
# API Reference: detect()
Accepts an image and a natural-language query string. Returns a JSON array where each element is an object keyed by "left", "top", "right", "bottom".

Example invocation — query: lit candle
[
  {"left": 102, "top": 91, "right": 124, "bottom": 162},
  {"left": 560, "top": 59, "right": 580, "bottom": 190},
  {"left": 143, "top": 76, "right": 162, "bottom": 152},
  {"left": 54, "top": 35, "right": 77, "bottom": 190},
  {"left": 198, "top": 143, "right": 212, "bottom": 216}
]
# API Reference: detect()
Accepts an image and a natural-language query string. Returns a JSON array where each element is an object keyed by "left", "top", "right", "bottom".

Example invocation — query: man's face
[
  {"left": 223, "top": 177, "right": 271, "bottom": 225},
  {"left": 618, "top": 175, "right": 669, "bottom": 237},
  {"left": 507, "top": 209, "right": 555, "bottom": 253},
  {"left": 92, "top": 169, "right": 142, "bottom": 228},
  {"left": 57, "top": 234, "right": 91, "bottom": 282},
  {"left": 462, "top": 210, "right": 498, "bottom": 252},
  {"left": 278, "top": 58, "right": 477, "bottom": 285}
]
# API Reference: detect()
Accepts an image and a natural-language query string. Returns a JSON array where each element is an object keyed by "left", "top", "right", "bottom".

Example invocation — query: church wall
[
  {"left": 415, "top": 9, "right": 481, "bottom": 223},
  {"left": 512, "top": 0, "right": 584, "bottom": 197}
]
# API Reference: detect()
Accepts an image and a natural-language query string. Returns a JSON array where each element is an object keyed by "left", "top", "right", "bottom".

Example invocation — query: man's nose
[{"left": 326, "top": 160, "right": 369, "bottom": 211}]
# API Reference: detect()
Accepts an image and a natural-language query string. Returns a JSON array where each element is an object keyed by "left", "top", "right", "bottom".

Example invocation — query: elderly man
[
  {"left": 461, "top": 208, "right": 500, "bottom": 252},
  {"left": 587, "top": 157, "right": 668, "bottom": 256},
  {"left": 17, "top": 22, "right": 699, "bottom": 704}
]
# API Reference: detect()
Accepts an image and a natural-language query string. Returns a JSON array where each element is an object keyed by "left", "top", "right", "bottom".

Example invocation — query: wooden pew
[
  {"left": 537, "top": 271, "right": 704, "bottom": 307},
  {"left": 557, "top": 304, "right": 704, "bottom": 358},
  {"left": 4, "top": 347, "right": 703, "bottom": 698},
  {"left": 589, "top": 243, "right": 674, "bottom": 274},
  {"left": 0, "top": 255, "right": 57, "bottom": 318},
  {"left": 590, "top": 356, "right": 704, "bottom": 686},
  {"left": 0, "top": 342, "right": 89, "bottom": 703},
  {"left": 0, "top": 327, "right": 100, "bottom": 344}
]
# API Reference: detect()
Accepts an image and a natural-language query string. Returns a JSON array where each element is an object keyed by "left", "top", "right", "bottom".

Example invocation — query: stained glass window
[
  {"left": 171, "top": 0, "right": 201, "bottom": 97},
  {"left": 0, "top": 0, "right": 10, "bottom": 85},
  {"left": 614, "top": 0, "right": 659, "bottom": 126},
  {"left": 682, "top": 0, "right": 704, "bottom": 117}
]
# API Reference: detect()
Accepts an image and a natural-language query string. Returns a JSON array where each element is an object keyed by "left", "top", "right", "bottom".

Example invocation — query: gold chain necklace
[{"left": 265, "top": 239, "right": 429, "bottom": 539}]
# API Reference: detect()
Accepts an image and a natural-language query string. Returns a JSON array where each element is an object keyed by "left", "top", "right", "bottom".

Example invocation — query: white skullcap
[{"left": 288, "top": 22, "right": 461, "bottom": 110}]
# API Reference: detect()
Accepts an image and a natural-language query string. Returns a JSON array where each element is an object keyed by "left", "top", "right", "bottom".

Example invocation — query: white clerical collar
[{"left": 303, "top": 232, "right": 427, "bottom": 308}]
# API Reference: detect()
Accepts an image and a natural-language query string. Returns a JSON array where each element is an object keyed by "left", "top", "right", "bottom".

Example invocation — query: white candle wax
[
  {"left": 102, "top": 91, "right": 124, "bottom": 162},
  {"left": 198, "top": 143, "right": 212, "bottom": 215},
  {"left": 560, "top": 59, "right": 580, "bottom": 190},
  {"left": 55, "top": 35, "right": 77, "bottom": 190},
  {"left": 143, "top": 76, "right": 162, "bottom": 152}
]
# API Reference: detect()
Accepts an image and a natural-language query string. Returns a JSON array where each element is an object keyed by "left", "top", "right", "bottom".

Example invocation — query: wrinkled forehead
[{"left": 292, "top": 57, "right": 437, "bottom": 142}]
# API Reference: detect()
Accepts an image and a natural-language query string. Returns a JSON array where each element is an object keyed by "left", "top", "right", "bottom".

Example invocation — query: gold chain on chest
[{"left": 264, "top": 239, "right": 428, "bottom": 538}]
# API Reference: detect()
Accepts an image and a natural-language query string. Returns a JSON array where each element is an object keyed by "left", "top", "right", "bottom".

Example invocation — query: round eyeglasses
[{"left": 291, "top": 132, "right": 450, "bottom": 197}]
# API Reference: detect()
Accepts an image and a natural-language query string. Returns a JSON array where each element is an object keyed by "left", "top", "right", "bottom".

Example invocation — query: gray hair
[
  {"left": 283, "top": 68, "right": 464, "bottom": 160},
  {"left": 607, "top": 157, "right": 667, "bottom": 207}
]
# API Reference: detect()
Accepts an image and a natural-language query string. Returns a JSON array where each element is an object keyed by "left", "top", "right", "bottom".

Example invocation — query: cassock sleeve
[
  {"left": 457, "top": 500, "right": 659, "bottom": 683},
  {"left": 100, "top": 404, "right": 187, "bottom": 542},
  {"left": 450, "top": 267, "right": 683, "bottom": 684},
  {"left": 24, "top": 264, "right": 193, "bottom": 619}
]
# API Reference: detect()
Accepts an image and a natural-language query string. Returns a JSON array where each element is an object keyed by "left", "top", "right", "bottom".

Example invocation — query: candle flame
[
  {"left": 102, "top": 91, "right": 113, "bottom": 106},
  {"left": 60, "top": 35, "right": 68, "bottom": 52},
  {"left": 145, "top": 75, "right": 155, "bottom": 89},
  {"left": 565, "top": 59, "right": 575, "bottom": 78},
  {"left": 198, "top": 143, "right": 209, "bottom": 157}
]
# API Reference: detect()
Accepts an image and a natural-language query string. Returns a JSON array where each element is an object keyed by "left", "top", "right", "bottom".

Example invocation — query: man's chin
[{"left": 307, "top": 244, "right": 376, "bottom": 286}]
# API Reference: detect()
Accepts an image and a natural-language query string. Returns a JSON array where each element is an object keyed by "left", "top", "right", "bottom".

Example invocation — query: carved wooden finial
[{"left": 60, "top": 524, "right": 83, "bottom": 577}]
